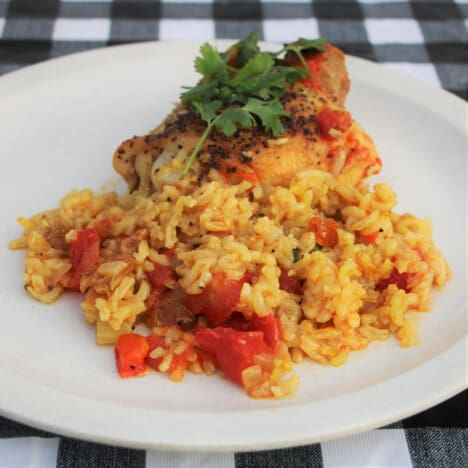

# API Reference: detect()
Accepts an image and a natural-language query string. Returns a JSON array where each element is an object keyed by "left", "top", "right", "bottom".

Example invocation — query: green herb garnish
[
  {"left": 180, "top": 33, "right": 326, "bottom": 177},
  {"left": 309, "top": 244, "right": 323, "bottom": 253},
  {"left": 292, "top": 247, "right": 301, "bottom": 263}
]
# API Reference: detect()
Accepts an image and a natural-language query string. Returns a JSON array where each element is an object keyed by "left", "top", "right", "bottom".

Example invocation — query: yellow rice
[{"left": 9, "top": 166, "right": 450, "bottom": 398}]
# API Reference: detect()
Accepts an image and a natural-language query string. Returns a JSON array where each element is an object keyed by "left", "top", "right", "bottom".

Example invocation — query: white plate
[{"left": 0, "top": 41, "right": 466, "bottom": 451}]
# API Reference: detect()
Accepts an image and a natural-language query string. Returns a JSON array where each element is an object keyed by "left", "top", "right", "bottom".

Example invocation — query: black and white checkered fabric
[
  {"left": 0, "top": 1, "right": 466, "bottom": 467},
  {"left": 0, "top": 0, "right": 467, "bottom": 98}
]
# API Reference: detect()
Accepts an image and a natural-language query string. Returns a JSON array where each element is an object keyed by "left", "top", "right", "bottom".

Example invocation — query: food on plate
[
  {"left": 9, "top": 34, "right": 450, "bottom": 399},
  {"left": 113, "top": 38, "right": 380, "bottom": 191}
]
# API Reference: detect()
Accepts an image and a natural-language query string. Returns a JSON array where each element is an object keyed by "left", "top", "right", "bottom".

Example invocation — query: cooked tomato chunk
[
  {"left": 66, "top": 228, "right": 100, "bottom": 291},
  {"left": 115, "top": 333, "right": 149, "bottom": 377},
  {"left": 146, "top": 262, "right": 176, "bottom": 293},
  {"left": 186, "top": 272, "right": 244, "bottom": 325},
  {"left": 316, "top": 108, "right": 352, "bottom": 137},
  {"left": 376, "top": 269, "right": 410, "bottom": 292},
  {"left": 195, "top": 328, "right": 270, "bottom": 385},
  {"left": 308, "top": 216, "right": 339, "bottom": 248},
  {"left": 223, "top": 313, "right": 282, "bottom": 350},
  {"left": 279, "top": 268, "right": 302, "bottom": 295}
]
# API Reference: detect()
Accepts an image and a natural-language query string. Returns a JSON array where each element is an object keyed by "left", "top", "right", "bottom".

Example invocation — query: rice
[{"left": 9, "top": 166, "right": 450, "bottom": 399}]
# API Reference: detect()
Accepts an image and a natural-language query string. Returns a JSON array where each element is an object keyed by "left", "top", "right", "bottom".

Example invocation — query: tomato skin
[
  {"left": 316, "top": 108, "right": 352, "bottom": 137},
  {"left": 279, "top": 268, "right": 302, "bottom": 295},
  {"left": 251, "top": 315, "right": 282, "bottom": 350},
  {"left": 186, "top": 272, "right": 244, "bottom": 325},
  {"left": 146, "top": 263, "right": 176, "bottom": 294},
  {"left": 223, "top": 313, "right": 282, "bottom": 350},
  {"left": 308, "top": 217, "right": 340, "bottom": 248},
  {"left": 115, "top": 333, "right": 149, "bottom": 378},
  {"left": 376, "top": 269, "right": 410, "bottom": 292},
  {"left": 195, "top": 328, "right": 269, "bottom": 385},
  {"left": 66, "top": 228, "right": 100, "bottom": 291}
]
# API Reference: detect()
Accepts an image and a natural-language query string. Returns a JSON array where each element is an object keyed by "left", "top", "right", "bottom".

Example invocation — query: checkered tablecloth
[{"left": 0, "top": 1, "right": 467, "bottom": 467}]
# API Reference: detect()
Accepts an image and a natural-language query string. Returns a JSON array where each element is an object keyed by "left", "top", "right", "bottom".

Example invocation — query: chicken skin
[{"left": 113, "top": 44, "right": 381, "bottom": 192}]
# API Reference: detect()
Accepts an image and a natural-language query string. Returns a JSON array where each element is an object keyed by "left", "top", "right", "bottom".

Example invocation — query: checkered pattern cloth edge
[
  {"left": 0, "top": 1, "right": 467, "bottom": 467},
  {"left": 0, "top": 0, "right": 467, "bottom": 98}
]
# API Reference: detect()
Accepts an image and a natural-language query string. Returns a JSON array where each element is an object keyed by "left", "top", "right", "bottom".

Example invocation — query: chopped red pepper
[
  {"left": 316, "top": 108, "right": 352, "bottom": 137},
  {"left": 308, "top": 216, "right": 340, "bottom": 248},
  {"left": 376, "top": 269, "right": 410, "bottom": 292},
  {"left": 115, "top": 333, "right": 150, "bottom": 378},
  {"left": 195, "top": 327, "right": 270, "bottom": 385},
  {"left": 186, "top": 272, "right": 245, "bottom": 325},
  {"left": 66, "top": 228, "right": 100, "bottom": 291}
]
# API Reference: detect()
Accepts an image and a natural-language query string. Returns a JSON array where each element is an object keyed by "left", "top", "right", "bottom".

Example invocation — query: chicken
[{"left": 113, "top": 44, "right": 381, "bottom": 192}]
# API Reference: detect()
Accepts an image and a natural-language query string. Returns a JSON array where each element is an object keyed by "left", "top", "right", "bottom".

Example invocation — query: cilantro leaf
[
  {"left": 243, "top": 98, "right": 289, "bottom": 136},
  {"left": 281, "top": 37, "right": 327, "bottom": 80},
  {"left": 192, "top": 100, "right": 222, "bottom": 122},
  {"left": 275, "top": 66, "right": 308, "bottom": 83},
  {"left": 223, "top": 32, "right": 261, "bottom": 67},
  {"left": 288, "top": 38, "right": 327, "bottom": 53},
  {"left": 230, "top": 53, "right": 274, "bottom": 86},
  {"left": 194, "top": 43, "right": 228, "bottom": 79},
  {"left": 180, "top": 33, "right": 329, "bottom": 177},
  {"left": 215, "top": 108, "right": 255, "bottom": 136},
  {"left": 180, "top": 80, "right": 219, "bottom": 104}
]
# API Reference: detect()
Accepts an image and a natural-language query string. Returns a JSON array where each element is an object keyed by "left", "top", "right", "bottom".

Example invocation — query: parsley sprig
[{"left": 180, "top": 33, "right": 326, "bottom": 177}]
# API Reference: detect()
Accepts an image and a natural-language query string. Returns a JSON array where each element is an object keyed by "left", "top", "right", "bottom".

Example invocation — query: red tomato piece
[
  {"left": 362, "top": 231, "right": 379, "bottom": 244},
  {"left": 145, "top": 334, "right": 168, "bottom": 371},
  {"left": 223, "top": 312, "right": 252, "bottom": 331},
  {"left": 195, "top": 328, "right": 270, "bottom": 385},
  {"left": 186, "top": 272, "right": 244, "bottom": 325},
  {"left": 146, "top": 263, "right": 176, "bottom": 294},
  {"left": 223, "top": 313, "right": 282, "bottom": 350},
  {"left": 279, "top": 268, "right": 302, "bottom": 295},
  {"left": 115, "top": 333, "right": 150, "bottom": 378},
  {"left": 66, "top": 228, "right": 100, "bottom": 291},
  {"left": 300, "top": 51, "right": 327, "bottom": 95},
  {"left": 251, "top": 315, "right": 282, "bottom": 350},
  {"left": 376, "top": 269, "right": 410, "bottom": 292},
  {"left": 308, "top": 217, "right": 339, "bottom": 248},
  {"left": 316, "top": 108, "right": 352, "bottom": 137}
]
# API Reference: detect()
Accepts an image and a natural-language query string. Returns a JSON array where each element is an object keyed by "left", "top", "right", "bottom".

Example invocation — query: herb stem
[
  {"left": 293, "top": 49, "right": 313, "bottom": 81},
  {"left": 181, "top": 116, "right": 219, "bottom": 178}
]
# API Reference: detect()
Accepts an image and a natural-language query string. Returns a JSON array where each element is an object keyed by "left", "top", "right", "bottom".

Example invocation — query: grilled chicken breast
[{"left": 113, "top": 44, "right": 381, "bottom": 192}]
